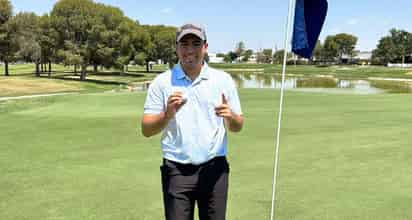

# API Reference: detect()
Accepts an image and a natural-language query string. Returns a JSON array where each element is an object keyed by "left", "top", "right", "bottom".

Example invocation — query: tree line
[
  {"left": 0, "top": 0, "right": 177, "bottom": 79},
  {"left": 223, "top": 30, "right": 412, "bottom": 65}
]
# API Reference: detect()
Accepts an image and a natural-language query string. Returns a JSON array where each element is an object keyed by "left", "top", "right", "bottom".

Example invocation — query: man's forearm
[
  {"left": 225, "top": 114, "right": 244, "bottom": 132},
  {"left": 141, "top": 112, "right": 170, "bottom": 137}
]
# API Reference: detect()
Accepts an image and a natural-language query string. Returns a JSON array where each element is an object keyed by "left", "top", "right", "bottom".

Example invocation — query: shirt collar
[{"left": 174, "top": 62, "right": 209, "bottom": 81}]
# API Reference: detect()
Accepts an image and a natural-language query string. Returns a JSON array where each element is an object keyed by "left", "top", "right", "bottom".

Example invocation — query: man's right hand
[
  {"left": 165, "top": 91, "right": 186, "bottom": 120},
  {"left": 141, "top": 91, "right": 186, "bottom": 137}
]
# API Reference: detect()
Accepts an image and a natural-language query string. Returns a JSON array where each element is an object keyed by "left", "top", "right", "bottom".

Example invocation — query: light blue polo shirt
[{"left": 143, "top": 62, "right": 242, "bottom": 165}]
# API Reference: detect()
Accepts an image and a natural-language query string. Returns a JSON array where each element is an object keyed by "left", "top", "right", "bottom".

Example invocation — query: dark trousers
[{"left": 160, "top": 156, "right": 229, "bottom": 220}]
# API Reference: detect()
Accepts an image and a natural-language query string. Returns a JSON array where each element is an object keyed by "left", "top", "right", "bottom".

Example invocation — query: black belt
[{"left": 163, "top": 156, "right": 226, "bottom": 167}]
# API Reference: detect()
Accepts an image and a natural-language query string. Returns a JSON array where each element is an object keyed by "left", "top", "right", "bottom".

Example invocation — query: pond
[
  {"left": 132, "top": 74, "right": 412, "bottom": 94},
  {"left": 230, "top": 74, "right": 412, "bottom": 94}
]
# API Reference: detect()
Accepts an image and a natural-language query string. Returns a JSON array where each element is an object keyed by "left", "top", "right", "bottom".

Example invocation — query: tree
[
  {"left": 388, "top": 29, "right": 411, "bottom": 65},
  {"left": 12, "top": 12, "right": 46, "bottom": 76},
  {"left": 92, "top": 3, "right": 125, "bottom": 72},
  {"left": 143, "top": 25, "right": 176, "bottom": 71},
  {"left": 256, "top": 52, "right": 265, "bottom": 63},
  {"left": 115, "top": 18, "right": 151, "bottom": 72},
  {"left": 235, "top": 41, "right": 245, "bottom": 61},
  {"left": 0, "top": 0, "right": 12, "bottom": 24},
  {"left": 131, "top": 25, "right": 151, "bottom": 68},
  {"left": 49, "top": 0, "right": 161, "bottom": 77},
  {"left": 313, "top": 40, "right": 323, "bottom": 62},
  {"left": 273, "top": 49, "right": 293, "bottom": 64},
  {"left": 334, "top": 33, "right": 358, "bottom": 62},
  {"left": 241, "top": 49, "right": 253, "bottom": 62},
  {"left": 224, "top": 51, "right": 237, "bottom": 63},
  {"left": 323, "top": 35, "right": 339, "bottom": 62},
  {"left": 262, "top": 49, "right": 273, "bottom": 63},
  {"left": 134, "top": 52, "right": 146, "bottom": 66},
  {"left": 51, "top": 0, "right": 97, "bottom": 80},
  {"left": 154, "top": 29, "right": 176, "bottom": 69},
  {"left": 256, "top": 49, "right": 272, "bottom": 63},
  {"left": 38, "top": 14, "right": 59, "bottom": 75},
  {"left": 372, "top": 36, "right": 397, "bottom": 65},
  {"left": 51, "top": 0, "right": 128, "bottom": 80},
  {"left": 372, "top": 29, "right": 412, "bottom": 65},
  {"left": 273, "top": 50, "right": 283, "bottom": 64},
  {"left": 0, "top": 0, "right": 15, "bottom": 76}
]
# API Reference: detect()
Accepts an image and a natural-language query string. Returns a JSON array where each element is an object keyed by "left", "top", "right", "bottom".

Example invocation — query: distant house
[
  {"left": 387, "top": 63, "right": 412, "bottom": 68},
  {"left": 208, "top": 52, "right": 224, "bottom": 63},
  {"left": 354, "top": 51, "right": 372, "bottom": 65},
  {"left": 341, "top": 51, "right": 372, "bottom": 65}
]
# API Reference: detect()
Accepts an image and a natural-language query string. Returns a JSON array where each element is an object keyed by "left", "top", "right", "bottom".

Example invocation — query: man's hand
[
  {"left": 141, "top": 91, "right": 187, "bottom": 137},
  {"left": 215, "top": 93, "right": 243, "bottom": 132},
  {"left": 165, "top": 91, "right": 186, "bottom": 120},
  {"left": 215, "top": 93, "right": 233, "bottom": 119}
]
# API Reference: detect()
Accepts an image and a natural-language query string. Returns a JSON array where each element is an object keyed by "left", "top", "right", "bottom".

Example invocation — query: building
[
  {"left": 341, "top": 51, "right": 372, "bottom": 65},
  {"left": 208, "top": 52, "right": 224, "bottom": 63}
]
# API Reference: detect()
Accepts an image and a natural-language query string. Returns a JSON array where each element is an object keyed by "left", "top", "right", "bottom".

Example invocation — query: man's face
[{"left": 176, "top": 34, "right": 208, "bottom": 70}]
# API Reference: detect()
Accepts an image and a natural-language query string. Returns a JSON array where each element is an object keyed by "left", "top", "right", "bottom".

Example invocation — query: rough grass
[
  {"left": 0, "top": 64, "right": 158, "bottom": 97},
  {"left": 0, "top": 77, "right": 82, "bottom": 97}
]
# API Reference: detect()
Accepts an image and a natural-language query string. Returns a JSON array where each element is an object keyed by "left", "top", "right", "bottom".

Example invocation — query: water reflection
[
  {"left": 370, "top": 80, "right": 412, "bottom": 93},
  {"left": 298, "top": 77, "right": 336, "bottom": 88},
  {"left": 231, "top": 73, "right": 412, "bottom": 94}
]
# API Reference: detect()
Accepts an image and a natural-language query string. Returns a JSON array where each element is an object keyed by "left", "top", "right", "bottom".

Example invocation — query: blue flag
[{"left": 292, "top": 0, "right": 328, "bottom": 59}]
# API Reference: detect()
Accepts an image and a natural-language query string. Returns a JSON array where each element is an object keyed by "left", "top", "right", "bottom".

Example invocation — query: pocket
[
  {"left": 162, "top": 159, "right": 185, "bottom": 176},
  {"left": 225, "top": 160, "right": 230, "bottom": 173},
  {"left": 160, "top": 164, "right": 167, "bottom": 173},
  {"left": 160, "top": 164, "right": 169, "bottom": 192},
  {"left": 217, "top": 157, "right": 230, "bottom": 173},
  {"left": 160, "top": 164, "right": 168, "bottom": 179}
]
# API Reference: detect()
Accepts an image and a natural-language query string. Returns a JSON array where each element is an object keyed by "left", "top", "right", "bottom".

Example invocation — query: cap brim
[{"left": 176, "top": 29, "right": 205, "bottom": 42}]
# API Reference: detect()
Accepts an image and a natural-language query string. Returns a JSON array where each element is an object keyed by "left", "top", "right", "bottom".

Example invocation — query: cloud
[
  {"left": 346, "top": 19, "right": 358, "bottom": 25},
  {"left": 160, "top": 8, "right": 173, "bottom": 14}
]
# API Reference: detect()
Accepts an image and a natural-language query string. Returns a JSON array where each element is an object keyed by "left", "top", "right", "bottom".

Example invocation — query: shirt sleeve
[
  {"left": 227, "top": 75, "right": 243, "bottom": 116},
  {"left": 143, "top": 77, "right": 165, "bottom": 115}
]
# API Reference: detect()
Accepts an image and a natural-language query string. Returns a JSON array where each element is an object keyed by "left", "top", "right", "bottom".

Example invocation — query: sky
[{"left": 10, "top": 0, "right": 412, "bottom": 54}]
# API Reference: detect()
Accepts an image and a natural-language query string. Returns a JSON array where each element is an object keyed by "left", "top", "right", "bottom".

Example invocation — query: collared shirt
[{"left": 144, "top": 62, "right": 242, "bottom": 165}]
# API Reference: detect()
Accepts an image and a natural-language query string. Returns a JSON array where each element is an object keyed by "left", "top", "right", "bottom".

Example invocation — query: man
[{"left": 141, "top": 23, "right": 244, "bottom": 220}]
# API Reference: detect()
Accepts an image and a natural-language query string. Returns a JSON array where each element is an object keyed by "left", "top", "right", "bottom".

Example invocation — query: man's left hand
[
  {"left": 215, "top": 93, "right": 244, "bottom": 132},
  {"left": 215, "top": 94, "right": 233, "bottom": 120}
]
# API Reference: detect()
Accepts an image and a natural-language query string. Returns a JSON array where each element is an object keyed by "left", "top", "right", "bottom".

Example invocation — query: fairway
[{"left": 1, "top": 90, "right": 412, "bottom": 219}]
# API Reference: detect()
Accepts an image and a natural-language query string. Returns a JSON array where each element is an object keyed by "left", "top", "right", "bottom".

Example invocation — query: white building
[
  {"left": 208, "top": 52, "right": 224, "bottom": 63},
  {"left": 341, "top": 51, "right": 372, "bottom": 65}
]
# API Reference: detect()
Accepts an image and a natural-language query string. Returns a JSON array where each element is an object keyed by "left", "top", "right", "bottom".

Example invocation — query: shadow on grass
[
  {"left": 2, "top": 70, "right": 157, "bottom": 87},
  {"left": 3, "top": 71, "right": 74, "bottom": 78},
  {"left": 126, "top": 70, "right": 163, "bottom": 74},
  {"left": 91, "top": 71, "right": 147, "bottom": 77},
  {"left": 2, "top": 69, "right": 161, "bottom": 78},
  {"left": 3, "top": 72, "right": 36, "bottom": 77},
  {"left": 45, "top": 75, "right": 127, "bottom": 85}
]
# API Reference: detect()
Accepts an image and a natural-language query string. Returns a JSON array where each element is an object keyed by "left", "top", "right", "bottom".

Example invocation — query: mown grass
[{"left": 1, "top": 89, "right": 411, "bottom": 219}]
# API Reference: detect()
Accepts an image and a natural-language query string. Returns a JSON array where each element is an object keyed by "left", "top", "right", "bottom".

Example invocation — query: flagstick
[{"left": 270, "top": 0, "right": 296, "bottom": 219}]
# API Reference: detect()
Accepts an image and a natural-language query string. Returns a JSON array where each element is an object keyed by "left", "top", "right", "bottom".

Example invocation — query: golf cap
[{"left": 176, "top": 23, "right": 207, "bottom": 42}]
